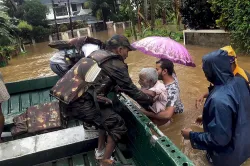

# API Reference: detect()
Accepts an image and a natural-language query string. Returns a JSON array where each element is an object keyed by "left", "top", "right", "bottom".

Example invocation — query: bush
[
  {"left": 59, "top": 24, "right": 68, "bottom": 32},
  {"left": 32, "top": 26, "right": 50, "bottom": 41},
  {"left": 210, "top": 0, "right": 250, "bottom": 53},
  {"left": 141, "top": 28, "right": 183, "bottom": 42},
  {"left": 180, "top": 0, "right": 220, "bottom": 29},
  {"left": 18, "top": 21, "right": 33, "bottom": 31},
  {"left": 72, "top": 21, "right": 88, "bottom": 29},
  {"left": 18, "top": 20, "right": 33, "bottom": 40},
  {"left": 124, "top": 28, "right": 132, "bottom": 38}
]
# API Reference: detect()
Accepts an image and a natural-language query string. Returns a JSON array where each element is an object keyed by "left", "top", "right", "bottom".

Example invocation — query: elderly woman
[
  {"left": 0, "top": 72, "right": 10, "bottom": 143},
  {"left": 138, "top": 68, "right": 169, "bottom": 125}
]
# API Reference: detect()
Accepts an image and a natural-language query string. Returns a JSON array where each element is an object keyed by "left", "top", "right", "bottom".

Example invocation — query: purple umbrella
[{"left": 132, "top": 36, "right": 196, "bottom": 67}]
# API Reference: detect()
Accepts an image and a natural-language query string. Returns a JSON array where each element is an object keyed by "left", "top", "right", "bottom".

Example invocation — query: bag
[
  {"left": 50, "top": 50, "right": 119, "bottom": 104},
  {"left": 11, "top": 101, "right": 66, "bottom": 136},
  {"left": 11, "top": 112, "right": 28, "bottom": 136},
  {"left": 27, "top": 101, "right": 66, "bottom": 133}
]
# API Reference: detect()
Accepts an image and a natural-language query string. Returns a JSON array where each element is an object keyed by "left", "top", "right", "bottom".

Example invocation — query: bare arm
[
  {"left": 141, "top": 89, "right": 156, "bottom": 97},
  {"left": 140, "top": 106, "right": 175, "bottom": 121}
]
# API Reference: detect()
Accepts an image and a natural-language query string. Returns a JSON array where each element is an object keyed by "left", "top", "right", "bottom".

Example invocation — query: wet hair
[
  {"left": 139, "top": 68, "right": 158, "bottom": 84},
  {"left": 156, "top": 59, "right": 175, "bottom": 76}
]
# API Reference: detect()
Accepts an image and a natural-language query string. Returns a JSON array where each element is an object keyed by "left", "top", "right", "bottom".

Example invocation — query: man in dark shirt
[{"left": 64, "top": 35, "right": 153, "bottom": 166}]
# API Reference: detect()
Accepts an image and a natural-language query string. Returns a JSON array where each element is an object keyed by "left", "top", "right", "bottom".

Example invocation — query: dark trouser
[
  {"left": 50, "top": 63, "right": 68, "bottom": 78},
  {"left": 61, "top": 94, "right": 127, "bottom": 142}
]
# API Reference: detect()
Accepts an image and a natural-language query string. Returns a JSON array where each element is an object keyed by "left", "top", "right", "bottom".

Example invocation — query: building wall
[
  {"left": 184, "top": 30, "right": 231, "bottom": 47},
  {"left": 46, "top": 3, "right": 84, "bottom": 20},
  {"left": 76, "top": 3, "right": 82, "bottom": 11}
]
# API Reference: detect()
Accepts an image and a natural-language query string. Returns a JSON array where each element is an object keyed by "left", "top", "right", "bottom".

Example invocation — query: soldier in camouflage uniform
[{"left": 56, "top": 35, "right": 153, "bottom": 166}]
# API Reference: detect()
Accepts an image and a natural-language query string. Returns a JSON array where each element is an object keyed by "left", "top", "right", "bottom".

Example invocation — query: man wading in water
[
  {"left": 181, "top": 49, "right": 250, "bottom": 166},
  {"left": 51, "top": 35, "right": 153, "bottom": 166},
  {"left": 139, "top": 59, "right": 184, "bottom": 126},
  {"left": 195, "top": 46, "right": 250, "bottom": 124}
]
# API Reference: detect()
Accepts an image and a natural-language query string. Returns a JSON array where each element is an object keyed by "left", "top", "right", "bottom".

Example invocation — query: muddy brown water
[{"left": 1, "top": 29, "right": 250, "bottom": 166}]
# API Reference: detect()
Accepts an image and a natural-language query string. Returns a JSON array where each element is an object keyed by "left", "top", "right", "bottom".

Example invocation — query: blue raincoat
[{"left": 190, "top": 50, "right": 250, "bottom": 166}]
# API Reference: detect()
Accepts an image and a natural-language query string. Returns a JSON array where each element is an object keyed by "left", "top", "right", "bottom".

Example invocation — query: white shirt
[{"left": 82, "top": 44, "right": 100, "bottom": 57}]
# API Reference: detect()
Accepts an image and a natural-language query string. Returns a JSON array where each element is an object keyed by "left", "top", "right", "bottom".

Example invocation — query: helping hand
[
  {"left": 195, "top": 95, "right": 205, "bottom": 109},
  {"left": 195, "top": 115, "right": 203, "bottom": 125},
  {"left": 181, "top": 128, "right": 192, "bottom": 140}
]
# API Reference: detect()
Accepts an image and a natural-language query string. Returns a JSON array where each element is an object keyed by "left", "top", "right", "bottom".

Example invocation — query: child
[{"left": 138, "top": 68, "right": 168, "bottom": 113}]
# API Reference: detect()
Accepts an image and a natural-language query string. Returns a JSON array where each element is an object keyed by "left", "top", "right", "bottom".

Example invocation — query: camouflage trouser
[{"left": 62, "top": 93, "right": 127, "bottom": 142}]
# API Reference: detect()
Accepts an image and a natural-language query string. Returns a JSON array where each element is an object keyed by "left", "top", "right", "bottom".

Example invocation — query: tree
[
  {"left": 180, "top": 0, "right": 219, "bottom": 30},
  {"left": 156, "top": 0, "right": 173, "bottom": 25},
  {"left": 85, "top": 0, "right": 112, "bottom": 26},
  {"left": 22, "top": 0, "right": 48, "bottom": 27},
  {"left": 150, "top": 0, "right": 156, "bottom": 30},
  {"left": 210, "top": 0, "right": 250, "bottom": 53},
  {"left": 4, "top": 0, "right": 50, "bottom": 42},
  {"left": 17, "top": 20, "right": 33, "bottom": 41},
  {"left": 0, "top": 2, "right": 19, "bottom": 46}
]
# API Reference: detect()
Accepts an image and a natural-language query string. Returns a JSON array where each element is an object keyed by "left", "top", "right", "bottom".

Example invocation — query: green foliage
[
  {"left": 4, "top": 0, "right": 49, "bottom": 42},
  {"left": 59, "top": 24, "right": 68, "bottom": 32},
  {"left": 124, "top": 26, "right": 183, "bottom": 42},
  {"left": 0, "top": 46, "right": 15, "bottom": 59},
  {"left": 155, "top": 19, "right": 163, "bottom": 27},
  {"left": 85, "top": 0, "right": 112, "bottom": 21},
  {"left": 0, "top": 2, "right": 19, "bottom": 46},
  {"left": 180, "top": 0, "right": 220, "bottom": 29},
  {"left": 0, "top": 45, "right": 16, "bottom": 67},
  {"left": 96, "top": 9, "right": 103, "bottom": 20},
  {"left": 17, "top": 20, "right": 33, "bottom": 40},
  {"left": 72, "top": 21, "right": 87, "bottom": 29},
  {"left": 22, "top": 0, "right": 48, "bottom": 27},
  {"left": 18, "top": 20, "right": 33, "bottom": 31},
  {"left": 124, "top": 28, "right": 133, "bottom": 37},
  {"left": 142, "top": 28, "right": 183, "bottom": 41},
  {"left": 32, "top": 26, "right": 50, "bottom": 41},
  {"left": 210, "top": 0, "right": 250, "bottom": 53}
]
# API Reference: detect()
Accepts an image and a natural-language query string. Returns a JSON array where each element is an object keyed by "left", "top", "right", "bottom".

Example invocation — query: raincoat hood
[{"left": 202, "top": 49, "right": 234, "bottom": 85}]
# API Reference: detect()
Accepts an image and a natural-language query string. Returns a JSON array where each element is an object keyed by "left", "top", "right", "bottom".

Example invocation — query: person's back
[
  {"left": 187, "top": 49, "right": 250, "bottom": 166},
  {"left": 203, "top": 76, "right": 250, "bottom": 166},
  {"left": 49, "top": 37, "right": 103, "bottom": 78}
]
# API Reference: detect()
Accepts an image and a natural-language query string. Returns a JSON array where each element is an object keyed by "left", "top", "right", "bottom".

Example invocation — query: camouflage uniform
[{"left": 63, "top": 35, "right": 153, "bottom": 141}]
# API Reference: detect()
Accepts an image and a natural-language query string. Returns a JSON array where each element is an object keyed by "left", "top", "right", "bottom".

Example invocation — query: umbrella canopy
[{"left": 132, "top": 36, "right": 196, "bottom": 67}]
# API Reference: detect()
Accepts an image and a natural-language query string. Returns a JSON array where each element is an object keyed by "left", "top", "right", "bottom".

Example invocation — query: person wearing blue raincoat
[{"left": 181, "top": 49, "right": 250, "bottom": 166}]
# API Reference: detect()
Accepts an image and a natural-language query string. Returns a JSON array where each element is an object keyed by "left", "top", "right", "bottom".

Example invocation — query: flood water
[{"left": 1, "top": 29, "right": 250, "bottom": 166}]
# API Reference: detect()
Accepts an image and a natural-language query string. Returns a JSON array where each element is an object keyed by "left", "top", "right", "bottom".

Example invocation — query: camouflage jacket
[
  {"left": 51, "top": 50, "right": 153, "bottom": 107},
  {"left": 94, "top": 52, "right": 153, "bottom": 106}
]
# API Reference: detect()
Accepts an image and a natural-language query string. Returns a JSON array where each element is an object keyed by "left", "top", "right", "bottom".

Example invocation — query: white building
[{"left": 40, "top": 0, "right": 98, "bottom": 25}]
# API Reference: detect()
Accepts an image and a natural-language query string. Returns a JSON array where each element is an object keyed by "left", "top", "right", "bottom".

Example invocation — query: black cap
[{"left": 106, "top": 34, "right": 136, "bottom": 51}]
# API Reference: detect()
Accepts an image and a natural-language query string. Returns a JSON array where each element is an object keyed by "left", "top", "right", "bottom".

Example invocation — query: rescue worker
[
  {"left": 195, "top": 46, "right": 250, "bottom": 127},
  {"left": 50, "top": 34, "right": 153, "bottom": 166},
  {"left": 181, "top": 49, "right": 250, "bottom": 166},
  {"left": 195, "top": 46, "right": 250, "bottom": 110},
  {"left": 49, "top": 36, "right": 104, "bottom": 78}
]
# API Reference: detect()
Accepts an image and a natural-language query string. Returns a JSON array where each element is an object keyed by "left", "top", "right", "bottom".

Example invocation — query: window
[
  {"left": 71, "top": 4, "right": 77, "bottom": 12},
  {"left": 54, "top": 4, "right": 68, "bottom": 17}
]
